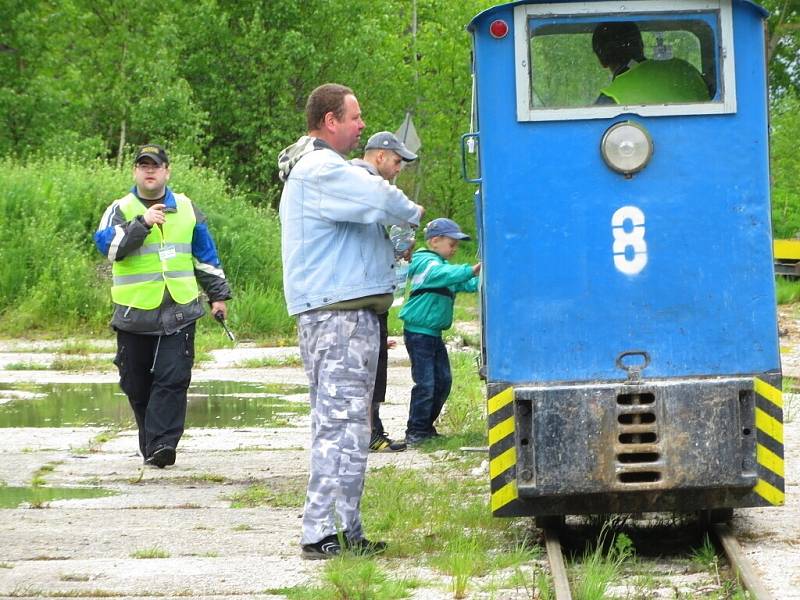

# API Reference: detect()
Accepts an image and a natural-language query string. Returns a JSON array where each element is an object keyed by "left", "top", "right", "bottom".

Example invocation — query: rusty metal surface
[
  {"left": 487, "top": 372, "right": 783, "bottom": 517},
  {"left": 544, "top": 526, "right": 573, "bottom": 600},
  {"left": 515, "top": 377, "right": 757, "bottom": 497}
]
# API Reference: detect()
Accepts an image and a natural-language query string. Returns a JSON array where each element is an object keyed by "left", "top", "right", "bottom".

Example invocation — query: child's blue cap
[{"left": 424, "top": 218, "right": 470, "bottom": 241}]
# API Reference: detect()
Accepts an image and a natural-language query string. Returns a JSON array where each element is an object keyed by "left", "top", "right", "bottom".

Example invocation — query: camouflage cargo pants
[{"left": 297, "top": 309, "right": 380, "bottom": 545}]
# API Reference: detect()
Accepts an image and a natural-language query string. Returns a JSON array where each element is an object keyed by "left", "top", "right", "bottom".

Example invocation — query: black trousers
[
  {"left": 114, "top": 323, "right": 195, "bottom": 458},
  {"left": 370, "top": 311, "right": 389, "bottom": 437}
]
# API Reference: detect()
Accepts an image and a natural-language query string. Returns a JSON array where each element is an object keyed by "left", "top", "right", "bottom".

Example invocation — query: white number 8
[{"left": 611, "top": 206, "right": 647, "bottom": 275}]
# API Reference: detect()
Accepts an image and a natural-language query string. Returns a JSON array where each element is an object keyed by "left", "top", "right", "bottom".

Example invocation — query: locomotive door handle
[
  {"left": 461, "top": 132, "right": 482, "bottom": 183},
  {"left": 616, "top": 350, "right": 651, "bottom": 383}
]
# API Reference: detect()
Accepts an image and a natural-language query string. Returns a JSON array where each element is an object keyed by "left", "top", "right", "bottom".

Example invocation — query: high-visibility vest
[
  {"left": 600, "top": 58, "right": 710, "bottom": 105},
  {"left": 111, "top": 193, "right": 198, "bottom": 309}
]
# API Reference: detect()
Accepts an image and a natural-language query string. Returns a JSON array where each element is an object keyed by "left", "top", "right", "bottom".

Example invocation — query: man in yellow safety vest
[{"left": 94, "top": 144, "right": 231, "bottom": 468}]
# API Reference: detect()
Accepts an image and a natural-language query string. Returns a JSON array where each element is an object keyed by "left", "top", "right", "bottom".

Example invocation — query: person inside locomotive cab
[{"left": 592, "top": 21, "right": 710, "bottom": 105}]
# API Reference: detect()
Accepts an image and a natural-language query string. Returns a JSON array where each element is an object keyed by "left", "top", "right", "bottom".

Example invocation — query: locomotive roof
[{"left": 467, "top": 0, "right": 768, "bottom": 30}]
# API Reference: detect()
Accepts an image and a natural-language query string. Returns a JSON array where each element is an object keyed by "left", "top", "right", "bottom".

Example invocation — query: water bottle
[
  {"left": 389, "top": 225, "right": 415, "bottom": 257},
  {"left": 395, "top": 258, "right": 409, "bottom": 291}
]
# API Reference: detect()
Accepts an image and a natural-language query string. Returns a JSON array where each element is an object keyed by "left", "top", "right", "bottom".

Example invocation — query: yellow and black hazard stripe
[
  {"left": 753, "top": 377, "right": 784, "bottom": 506},
  {"left": 487, "top": 384, "right": 521, "bottom": 516}
]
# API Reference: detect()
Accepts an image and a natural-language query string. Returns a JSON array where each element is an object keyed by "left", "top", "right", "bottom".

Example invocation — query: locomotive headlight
[{"left": 600, "top": 121, "right": 653, "bottom": 176}]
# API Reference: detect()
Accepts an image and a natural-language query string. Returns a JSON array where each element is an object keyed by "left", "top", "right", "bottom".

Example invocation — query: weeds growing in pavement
[
  {"left": 228, "top": 480, "right": 306, "bottom": 508},
  {"left": 273, "top": 554, "right": 419, "bottom": 599},
  {"left": 782, "top": 377, "right": 797, "bottom": 422},
  {"left": 4, "top": 362, "right": 49, "bottom": 370},
  {"left": 232, "top": 355, "right": 303, "bottom": 368},
  {"left": 4, "top": 356, "right": 112, "bottom": 371},
  {"left": 30, "top": 462, "right": 61, "bottom": 487},
  {"left": 130, "top": 547, "right": 170, "bottom": 559}
]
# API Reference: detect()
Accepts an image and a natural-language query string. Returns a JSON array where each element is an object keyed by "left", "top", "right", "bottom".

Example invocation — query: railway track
[{"left": 541, "top": 518, "right": 775, "bottom": 600}]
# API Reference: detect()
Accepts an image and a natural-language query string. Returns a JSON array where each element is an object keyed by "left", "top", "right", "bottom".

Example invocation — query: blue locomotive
[{"left": 464, "top": 0, "right": 784, "bottom": 518}]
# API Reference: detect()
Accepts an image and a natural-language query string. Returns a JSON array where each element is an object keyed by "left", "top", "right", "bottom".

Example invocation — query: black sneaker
[
  {"left": 144, "top": 445, "right": 176, "bottom": 468},
  {"left": 301, "top": 534, "right": 342, "bottom": 560},
  {"left": 348, "top": 537, "right": 388, "bottom": 556},
  {"left": 369, "top": 432, "right": 407, "bottom": 453}
]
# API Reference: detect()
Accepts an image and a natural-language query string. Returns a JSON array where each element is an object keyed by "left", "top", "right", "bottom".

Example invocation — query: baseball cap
[
  {"left": 424, "top": 218, "right": 471, "bottom": 241},
  {"left": 364, "top": 131, "right": 417, "bottom": 161},
  {"left": 134, "top": 144, "right": 169, "bottom": 166}
]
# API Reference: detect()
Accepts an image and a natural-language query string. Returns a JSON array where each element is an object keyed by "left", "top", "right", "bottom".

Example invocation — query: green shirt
[{"left": 600, "top": 58, "right": 710, "bottom": 105}]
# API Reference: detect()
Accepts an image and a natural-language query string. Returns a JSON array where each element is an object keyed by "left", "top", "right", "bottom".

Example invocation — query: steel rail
[
  {"left": 543, "top": 526, "right": 573, "bottom": 600},
  {"left": 712, "top": 523, "right": 776, "bottom": 600}
]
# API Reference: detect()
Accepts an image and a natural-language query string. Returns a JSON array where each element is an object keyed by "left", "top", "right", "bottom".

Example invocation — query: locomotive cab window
[{"left": 513, "top": 1, "right": 736, "bottom": 121}]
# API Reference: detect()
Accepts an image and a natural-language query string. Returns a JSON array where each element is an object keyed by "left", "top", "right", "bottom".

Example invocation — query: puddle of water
[
  {"left": 0, "top": 485, "right": 115, "bottom": 508},
  {"left": 0, "top": 381, "right": 309, "bottom": 428}
]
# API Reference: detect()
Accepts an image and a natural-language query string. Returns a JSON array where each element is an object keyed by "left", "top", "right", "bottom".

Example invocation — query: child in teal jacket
[{"left": 399, "top": 218, "right": 481, "bottom": 445}]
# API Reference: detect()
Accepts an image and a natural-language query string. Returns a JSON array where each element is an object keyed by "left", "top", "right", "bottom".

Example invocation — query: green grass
[
  {"left": 776, "top": 277, "right": 800, "bottom": 304},
  {"left": 130, "top": 546, "right": 170, "bottom": 559},
  {"left": 30, "top": 462, "right": 61, "bottom": 487},
  {"left": 228, "top": 480, "right": 306, "bottom": 508},
  {"left": 2, "top": 340, "right": 113, "bottom": 354},
  {"left": 232, "top": 355, "right": 303, "bottom": 368},
  {"left": 4, "top": 362, "right": 49, "bottom": 370},
  {"left": 689, "top": 533, "right": 718, "bottom": 573},
  {"left": 186, "top": 473, "right": 226, "bottom": 484},
  {"left": 71, "top": 429, "right": 120, "bottom": 455},
  {"left": 571, "top": 525, "right": 635, "bottom": 600},
  {"left": 362, "top": 464, "right": 538, "bottom": 573},
  {"left": 7, "top": 589, "right": 124, "bottom": 597},
  {"left": 55, "top": 340, "right": 112, "bottom": 355},
  {"left": 781, "top": 376, "right": 797, "bottom": 423},
  {"left": 49, "top": 356, "right": 114, "bottom": 371},
  {"left": 435, "top": 349, "right": 486, "bottom": 446},
  {"left": 60, "top": 574, "right": 91, "bottom": 582},
  {"left": 273, "top": 555, "right": 421, "bottom": 599},
  {"left": 4, "top": 356, "right": 113, "bottom": 371}
]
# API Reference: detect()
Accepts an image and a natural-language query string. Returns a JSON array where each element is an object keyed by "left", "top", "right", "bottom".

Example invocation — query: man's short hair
[
  {"left": 592, "top": 22, "right": 645, "bottom": 67},
  {"left": 305, "top": 83, "right": 354, "bottom": 131}
]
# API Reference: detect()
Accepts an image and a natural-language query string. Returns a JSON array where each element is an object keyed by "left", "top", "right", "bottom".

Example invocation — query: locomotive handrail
[{"left": 460, "top": 132, "right": 482, "bottom": 184}]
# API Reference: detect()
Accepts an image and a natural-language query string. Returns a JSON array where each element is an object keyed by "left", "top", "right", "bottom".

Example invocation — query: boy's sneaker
[
  {"left": 369, "top": 432, "right": 407, "bottom": 453},
  {"left": 301, "top": 534, "right": 342, "bottom": 560},
  {"left": 348, "top": 538, "right": 388, "bottom": 556}
]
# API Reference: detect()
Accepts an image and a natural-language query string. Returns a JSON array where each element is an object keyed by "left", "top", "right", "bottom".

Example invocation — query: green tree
[
  {"left": 763, "top": 0, "right": 800, "bottom": 98},
  {"left": 771, "top": 91, "right": 800, "bottom": 237},
  {"left": 0, "top": 0, "right": 208, "bottom": 162}
]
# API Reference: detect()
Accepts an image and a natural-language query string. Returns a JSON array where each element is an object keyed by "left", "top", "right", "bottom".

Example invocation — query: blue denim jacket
[{"left": 278, "top": 138, "right": 421, "bottom": 316}]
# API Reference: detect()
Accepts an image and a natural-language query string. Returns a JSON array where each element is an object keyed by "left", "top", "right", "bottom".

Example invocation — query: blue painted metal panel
[
  {"left": 468, "top": 0, "right": 768, "bottom": 32},
  {"left": 471, "top": 2, "right": 778, "bottom": 384}
]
